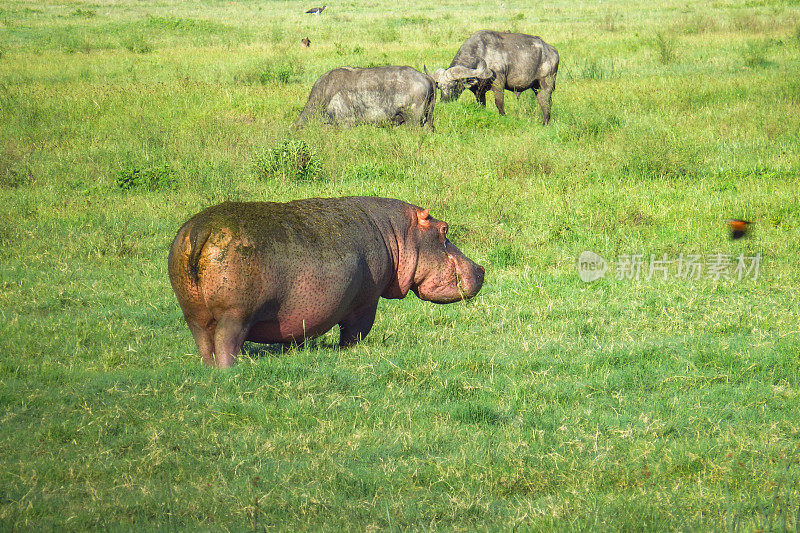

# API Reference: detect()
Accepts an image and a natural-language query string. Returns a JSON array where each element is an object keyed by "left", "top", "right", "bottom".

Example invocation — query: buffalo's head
[{"left": 426, "top": 61, "right": 493, "bottom": 102}]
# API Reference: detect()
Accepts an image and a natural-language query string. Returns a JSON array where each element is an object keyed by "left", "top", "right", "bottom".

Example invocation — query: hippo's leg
[
  {"left": 213, "top": 315, "right": 249, "bottom": 368},
  {"left": 338, "top": 302, "right": 378, "bottom": 347},
  {"left": 188, "top": 320, "right": 216, "bottom": 366},
  {"left": 491, "top": 76, "right": 506, "bottom": 115},
  {"left": 536, "top": 75, "right": 556, "bottom": 125}
]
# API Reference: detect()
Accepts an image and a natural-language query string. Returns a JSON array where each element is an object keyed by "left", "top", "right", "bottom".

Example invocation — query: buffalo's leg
[
  {"left": 424, "top": 107, "right": 435, "bottom": 132},
  {"left": 536, "top": 75, "right": 556, "bottom": 125},
  {"left": 338, "top": 303, "right": 378, "bottom": 347},
  {"left": 491, "top": 76, "right": 506, "bottom": 115},
  {"left": 188, "top": 319, "right": 216, "bottom": 366},
  {"left": 213, "top": 315, "right": 249, "bottom": 368},
  {"left": 474, "top": 78, "right": 494, "bottom": 107},
  {"left": 471, "top": 86, "right": 488, "bottom": 106}
]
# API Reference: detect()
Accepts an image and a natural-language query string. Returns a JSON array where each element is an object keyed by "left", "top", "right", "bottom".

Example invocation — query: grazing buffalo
[
  {"left": 168, "top": 197, "right": 485, "bottom": 367},
  {"left": 293, "top": 66, "right": 436, "bottom": 130},
  {"left": 429, "top": 30, "right": 559, "bottom": 124}
]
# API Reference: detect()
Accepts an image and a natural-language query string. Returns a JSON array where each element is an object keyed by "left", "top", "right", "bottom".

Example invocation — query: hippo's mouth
[
  {"left": 454, "top": 269, "right": 468, "bottom": 299},
  {"left": 416, "top": 256, "right": 483, "bottom": 304},
  {"left": 454, "top": 257, "right": 484, "bottom": 300}
]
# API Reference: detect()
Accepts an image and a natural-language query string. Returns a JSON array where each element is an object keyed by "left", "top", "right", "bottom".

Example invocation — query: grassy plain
[{"left": 1, "top": 0, "right": 800, "bottom": 529}]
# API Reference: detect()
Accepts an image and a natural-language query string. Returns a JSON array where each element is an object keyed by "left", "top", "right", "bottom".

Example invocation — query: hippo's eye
[{"left": 439, "top": 224, "right": 448, "bottom": 237}]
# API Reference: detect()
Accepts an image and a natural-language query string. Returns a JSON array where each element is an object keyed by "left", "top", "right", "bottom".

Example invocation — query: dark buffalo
[
  {"left": 294, "top": 66, "right": 436, "bottom": 130},
  {"left": 429, "top": 30, "right": 559, "bottom": 124},
  {"left": 168, "top": 197, "right": 485, "bottom": 367}
]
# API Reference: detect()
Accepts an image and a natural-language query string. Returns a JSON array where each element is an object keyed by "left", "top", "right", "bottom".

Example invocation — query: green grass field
[{"left": 2, "top": 0, "right": 800, "bottom": 529}]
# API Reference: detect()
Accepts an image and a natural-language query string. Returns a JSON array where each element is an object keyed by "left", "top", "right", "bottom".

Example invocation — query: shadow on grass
[
  {"left": 241, "top": 337, "right": 340, "bottom": 359},
  {"left": 241, "top": 342, "right": 288, "bottom": 358}
]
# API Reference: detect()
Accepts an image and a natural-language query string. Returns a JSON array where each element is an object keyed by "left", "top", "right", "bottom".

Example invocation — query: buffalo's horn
[
  {"left": 446, "top": 62, "right": 492, "bottom": 80},
  {"left": 430, "top": 68, "right": 447, "bottom": 84}
]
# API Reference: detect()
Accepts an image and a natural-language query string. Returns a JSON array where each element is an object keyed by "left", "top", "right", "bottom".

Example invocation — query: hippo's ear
[{"left": 416, "top": 209, "right": 431, "bottom": 228}]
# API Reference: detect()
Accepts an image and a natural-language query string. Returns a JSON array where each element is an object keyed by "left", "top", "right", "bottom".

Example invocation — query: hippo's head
[
  {"left": 410, "top": 209, "right": 484, "bottom": 303},
  {"left": 428, "top": 62, "right": 493, "bottom": 102}
]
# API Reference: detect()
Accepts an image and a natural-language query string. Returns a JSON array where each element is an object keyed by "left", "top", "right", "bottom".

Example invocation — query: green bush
[
  {"left": 120, "top": 33, "right": 152, "bottom": 54},
  {"left": 450, "top": 402, "right": 509, "bottom": 426},
  {"left": 115, "top": 163, "right": 174, "bottom": 191},
  {"left": 253, "top": 139, "right": 322, "bottom": 182},
  {"left": 70, "top": 9, "right": 96, "bottom": 18},
  {"left": 649, "top": 32, "right": 678, "bottom": 64}
]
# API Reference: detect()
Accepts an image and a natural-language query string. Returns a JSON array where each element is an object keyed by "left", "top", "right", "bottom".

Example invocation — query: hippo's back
[{"left": 172, "top": 197, "right": 413, "bottom": 282}]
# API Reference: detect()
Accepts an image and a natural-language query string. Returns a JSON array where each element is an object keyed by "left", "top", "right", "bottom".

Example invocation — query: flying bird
[
  {"left": 728, "top": 219, "right": 752, "bottom": 240},
  {"left": 305, "top": 5, "right": 326, "bottom": 15},
  {"left": 301, "top": 37, "right": 311, "bottom": 47}
]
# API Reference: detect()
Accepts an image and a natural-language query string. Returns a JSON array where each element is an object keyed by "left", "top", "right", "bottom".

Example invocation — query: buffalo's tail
[{"left": 424, "top": 76, "right": 436, "bottom": 131}]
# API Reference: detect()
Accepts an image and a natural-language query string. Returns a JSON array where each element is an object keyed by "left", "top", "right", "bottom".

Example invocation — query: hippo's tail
[{"left": 187, "top": 223, "right": 213, "bottom": 283}]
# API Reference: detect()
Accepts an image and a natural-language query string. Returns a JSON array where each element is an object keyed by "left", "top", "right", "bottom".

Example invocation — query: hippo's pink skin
[{"left": 168, "top": 197, "right": 485, "bottom": 368}]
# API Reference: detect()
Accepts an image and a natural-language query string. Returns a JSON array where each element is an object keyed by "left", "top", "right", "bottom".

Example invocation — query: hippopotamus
[{"left": 168, "top": 197, "right": 485, "bottom": 368}]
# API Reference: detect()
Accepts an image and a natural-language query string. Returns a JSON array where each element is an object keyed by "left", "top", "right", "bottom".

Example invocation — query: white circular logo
[{"left": 578, "top": 251, "right": 608, "bottom": 282}]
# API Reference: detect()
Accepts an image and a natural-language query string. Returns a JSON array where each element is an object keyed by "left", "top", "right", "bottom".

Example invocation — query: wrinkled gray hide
[
  {"left": 294, "top": 66, "right": 436, "bottom": 130},
  {"left": 429, "top": 30, "right": 559, "bottom": 124}
]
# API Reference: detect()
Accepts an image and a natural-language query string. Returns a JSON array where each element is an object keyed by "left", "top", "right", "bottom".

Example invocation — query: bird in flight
[{"left": 728, "top": 219, "right": 753, "bottom": 240}]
